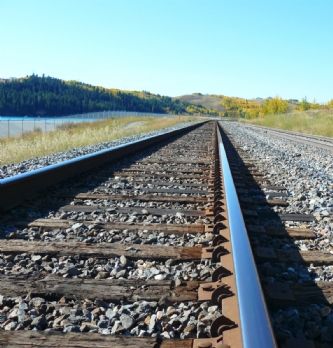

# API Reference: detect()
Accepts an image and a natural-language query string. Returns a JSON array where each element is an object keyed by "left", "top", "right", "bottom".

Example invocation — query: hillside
[
  {"left": 176, "top": 93, "right": 329, "bottom": 118},
  {"left": 176, "top": 93, "right": 226, "bottom": 112},
  {"left": 0, "top": 75, "right": 214, "bottom": 116}
]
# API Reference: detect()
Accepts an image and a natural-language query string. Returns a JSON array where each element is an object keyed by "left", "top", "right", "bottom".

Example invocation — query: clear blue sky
[{"left": 1, "top": 0, "right": 332, "bottom": 102}]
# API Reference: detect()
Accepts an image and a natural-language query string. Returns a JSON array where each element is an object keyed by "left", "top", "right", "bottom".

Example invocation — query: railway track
[
  {"left": 0, "top": 120, "right": 330, "bottom": 347},
  {"left": 239, "top": 123, "right": 333, "bottom": 152},
  {"left": 0, "top": 121, "right": 272, "bottom": 348}
]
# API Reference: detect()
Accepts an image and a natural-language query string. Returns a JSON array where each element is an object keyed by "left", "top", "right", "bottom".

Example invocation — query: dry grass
[
  {"left": 0, "top": 116, "right": 198, "bottom": 166},
  {"left": 244, "top": 110, "right": 333, "bottom": 137}
]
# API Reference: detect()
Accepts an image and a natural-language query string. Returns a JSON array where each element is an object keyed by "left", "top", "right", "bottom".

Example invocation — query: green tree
[{"left": 0, "top": 75, "right": 215, "bottom": 116}]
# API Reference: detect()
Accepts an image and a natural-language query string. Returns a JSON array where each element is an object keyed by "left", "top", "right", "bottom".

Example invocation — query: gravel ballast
[
  {"left": 0, "top": 253, "right": 217, "bottom": 281},
  {"left": 0, "top": 295, "right": 221, "bottom": 338}
]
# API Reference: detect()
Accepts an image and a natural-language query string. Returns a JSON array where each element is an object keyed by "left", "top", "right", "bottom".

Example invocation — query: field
[
  {"left": 244, "top": 110, "right": 333, "bottom": 137},
  {"left": 0, "top": 116, "right": 199, "bottom": 166}
]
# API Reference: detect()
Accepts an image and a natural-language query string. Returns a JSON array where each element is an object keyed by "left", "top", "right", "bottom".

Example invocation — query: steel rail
[
  {"left": 0, "top": 121, "right": 205, "bottom": 212},
  {"left": 217, "top": 123, "right": 277, "bottom": 348}
]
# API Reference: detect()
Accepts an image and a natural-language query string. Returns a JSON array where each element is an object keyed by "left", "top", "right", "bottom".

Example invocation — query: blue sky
[{"left": 1, "top": 0, "right": 332, "bottom": 102}]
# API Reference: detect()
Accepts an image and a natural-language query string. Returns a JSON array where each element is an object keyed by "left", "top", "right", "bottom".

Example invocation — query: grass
[
  {"left": 0, "top": 116, "right": 199, "bottom": 166},
  {"left": 244, "top": 110, "right": 333, "bottom": 137}
]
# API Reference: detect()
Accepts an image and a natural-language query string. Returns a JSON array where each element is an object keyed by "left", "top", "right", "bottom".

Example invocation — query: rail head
[{"left": 217, "top": 123, "right": 277, "bottom": 348}]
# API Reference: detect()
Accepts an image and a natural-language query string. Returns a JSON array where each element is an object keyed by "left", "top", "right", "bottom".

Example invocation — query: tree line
[
  {"left": 222, "top": 95, "right": 333, "bottom": 119},
  {"left": 0, "top": 75, "right": 213, "bottom": 116}
]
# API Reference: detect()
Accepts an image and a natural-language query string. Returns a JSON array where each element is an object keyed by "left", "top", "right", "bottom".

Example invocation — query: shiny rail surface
[{"left": 217, "top": 123, "right": 277, "bottom": 348}]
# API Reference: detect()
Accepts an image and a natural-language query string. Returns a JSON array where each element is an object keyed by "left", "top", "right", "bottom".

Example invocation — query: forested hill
[{"left": 0, "top": 75, "right": 213, "bottom": 116}]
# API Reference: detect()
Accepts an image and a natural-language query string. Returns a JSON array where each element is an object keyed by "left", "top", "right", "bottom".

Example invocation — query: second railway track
[{"left": 238, "top": 123, "right": 333, "bottom": 152}]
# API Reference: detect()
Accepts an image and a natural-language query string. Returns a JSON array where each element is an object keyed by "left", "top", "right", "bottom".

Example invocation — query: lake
[{"left": 0, "top": 111, "right": 169, "bottom": 138}]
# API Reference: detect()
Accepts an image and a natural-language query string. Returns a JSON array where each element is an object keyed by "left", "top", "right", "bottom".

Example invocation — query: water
[
  {"left": 0, "top": 116, "right": 97, "bottom": 122},
  {"left": 0, "top": 111, "right": 172, "bottom": 138},
  {"left": 0, "top": 116, "right": 98, "bottom": 138}
]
